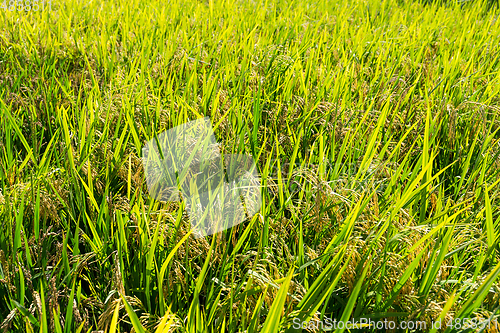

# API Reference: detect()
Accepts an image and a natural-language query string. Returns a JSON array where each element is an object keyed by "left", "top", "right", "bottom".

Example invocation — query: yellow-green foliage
[{"left": 1, "top": 0, "right": 500, "bottom": 331}]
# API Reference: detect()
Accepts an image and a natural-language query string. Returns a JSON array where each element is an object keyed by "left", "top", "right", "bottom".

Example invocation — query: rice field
[{"left": 1, "top": 0, "right": 500, "bottom": 331}]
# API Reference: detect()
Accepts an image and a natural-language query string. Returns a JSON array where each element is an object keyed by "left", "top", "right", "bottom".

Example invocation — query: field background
[{"left": 1, "top": 0, "right": 500, "bottom": 331}]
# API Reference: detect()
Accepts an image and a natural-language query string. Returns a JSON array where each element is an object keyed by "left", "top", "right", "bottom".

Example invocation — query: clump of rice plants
[{"left": 1, "top": 0, "right": 500, "bottom": 331}]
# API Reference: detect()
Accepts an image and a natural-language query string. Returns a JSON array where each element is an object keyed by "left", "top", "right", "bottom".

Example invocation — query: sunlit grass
[{"left": 1, "top": 0, "right": 500, "bottom": 331}]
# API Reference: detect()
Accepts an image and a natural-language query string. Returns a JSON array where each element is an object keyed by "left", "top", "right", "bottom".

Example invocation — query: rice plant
[{"left": 1, "top": 0, "right": 500, "bottom": 331}]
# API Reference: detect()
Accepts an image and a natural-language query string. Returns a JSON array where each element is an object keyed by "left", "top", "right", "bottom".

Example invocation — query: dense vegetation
[{"left": 1, "top": 0, "right": 500, "bottom": 331}]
